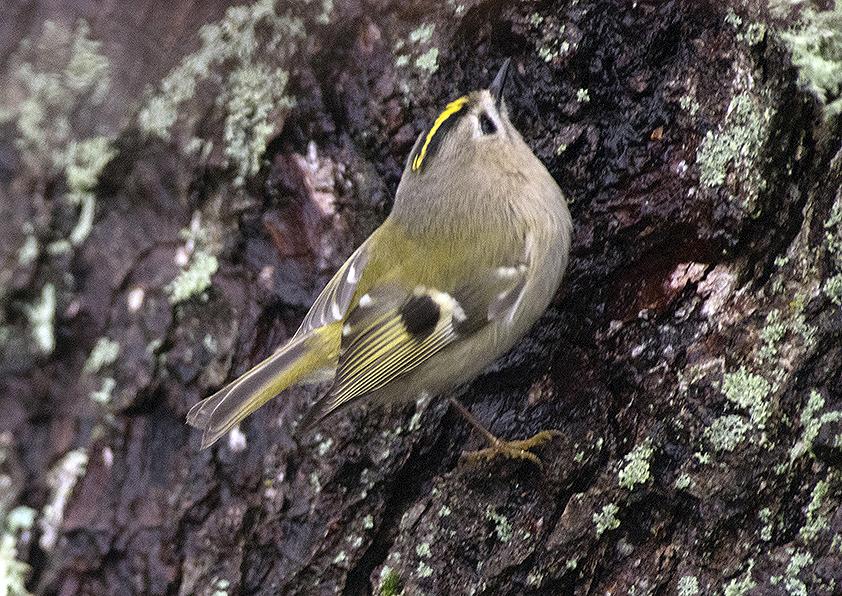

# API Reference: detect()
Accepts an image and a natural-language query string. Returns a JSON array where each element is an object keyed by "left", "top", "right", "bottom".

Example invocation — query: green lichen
[
  {"left": 25, "top": 284, "right": 56, "bottom": 355},
  {"left": 138, "top": 0, "right": 305, "bottom": 185},
  {"left": 618, "top": 439, "right": 654, "bottom": 489},
  {"left": 379, "top": 567, "right": 401, "bottom": 596},
  {"left": 526, "top": 569, "right": 545, "bottom": 586},
  {"left": 723, "top": 559, "right": 755, "bottom": 596},
  {"left": 332, "top": 550, "right": 347, "bottom": 565},
  {"left": 64, "top": 136, "right": 114, "bottom": 195},
  {"left": 759, "top": 507, "right": 773, "bottom": 541},
  {"left": 675, "top": 473, "right": 693, "bottom": 490},
  {"left": 408, "top": 23, "right": 434, "bottom": 45},
  {"left": 484, "top": 507, "right": 512, "bottom": 543},
  {"left": 825, "top": 275, "right": 842, "bottom": 304},
  {"left": 800, "top": 478, "right": 831, "bottom": 542},
  {"left": 593, "top": 503, "right": 620, "bottom": 536},
  {"left": 164, "top": 212, "right": 219, "bottom": 304},
  {"left": 6, "top": 20, "right": 111, "bottom": 171},
  {"left": 437, "top": 505, "right": 451, "bottom": 518},
  {"left": 210, "top": 578, "right": 229, "bottom": 596},
  {"left": 704, "top": 414, "right": 751, "bottom": 452},
  {"left": 4, "top": 21, "right": 115, "bottom": 250},
  {"left": 529, "top": 13, "right": 544, "bottom": 26},
  {"left": 722, "top": 367, "right": 772, "bottom": 428},
  {"left": 0, "top": 533, "right": 31, "bottom": 596},
  {"left": 166, "top": 250, "right": 219, "bottom": 304},
  {"left": 774, "top": 550, "right": 812, "bottom": 596},
  {"left": 740, "top": 23, "right": 767, "bottom": 47},
  {"left": 224, "top": 64, "right": 292, "bottom": 185},
  {"left": 40, "top": 449, "right": 88, "bottom": 551},
  {"left": 535, "top": 22, "right": 569, "bottom": 63},
  {"left": 416, "top": 561, "right": 433, "bottom": 578},
  {"left": 363, "top": 514, "right": 374, "bottom": 530},
  {"left": 823, "top": 198, "right": 842, "bottom": 303},
  {"left": 725, "top": 8, "right": 743, "bottom": 29},
  {"left": 576, "top": 88, "right": 591, "bottom": 103},
  {"left": 680, "top": 94, "right": 700, "bottom": 116},
  {"left": 415, "top": 542, "right": 431, "bottom": 558},
  {"left": 790, "top": 389, "right": 842, "bottom": 460},
  {"left": 0, "top": 506, "right": 36, "bottom": 596},
  {"left": 83, "top": 337, "right": 120, "bottom": 374},
  {"left": 696, "top": 91, "right": 774, "bottom": 214},
  {"left": 758, "top": 309, "right": 786, "bottom": 361},
  {"left": 89, "top": 377, "right": 116, "bottom": 405},
  {"left": 414, "top": 48, "right": 439, "bottom": 74},
  {"left": 677, "top": 575, "right": 700, "bottom": 596},
  {"left": 779, "top": 6, "right": 842, "bottom": 119}
]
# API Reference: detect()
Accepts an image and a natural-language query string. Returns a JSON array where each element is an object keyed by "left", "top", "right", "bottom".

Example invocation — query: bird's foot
[{"left": 461, "top": 430, "right": 561, "bottom": 467}]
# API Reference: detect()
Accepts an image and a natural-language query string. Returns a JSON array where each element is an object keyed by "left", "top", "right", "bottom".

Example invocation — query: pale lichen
[
  {"left": 39, "top": 449, "right": 88, "bottom": 551},
  {"left": 758, "top": 309, "right": 786, "bottom": 361},
  {"left": 722, "top": 367, "right": 772, "bottom": 428},
  {"left": 166, "top": 251, "right": 219, "bottom": 304},
  {"left": 759, "top": 507, "right": 773, "bottom": 541},
  {"left": 484, "top": 507, "right": 513, "bottom": 543},
  {"left": 677, "top": 575, "right": 700, "bottom": 596},
  {"left": 790, "top": 389, "right": 842, "bottom": 461},
  {"left": 0, "top": 506, "right": 36, "bottom": 596},
  {"left": 822, "top": 198, "right": 842, "bottom": 304},
  {"left": 618, "top": 439, "right": 654, "bottom": 489},
  {"left": 89, "top": 377, "right": 116, "bottom": 405},
  {"left": 799, "top": 478, "right": 831, "bottom": 542},
  {"left": 779, "top": 5, "right": 842, "bottom": 119},
  {"left": 414, "top": 48, "right": 439, "bottom": 74},
  {"left": 166, "top": 214, "right": 221, "bottom": 304},
  {"left": 3, "top": 21, "right": 115, "bottom": 249},
  {"left": 138, "top": 0, "right": 306, "bottom": 185},
  {"left": 696, "top": 90, "right": 774, "bottom": 214},
  {"left": 704, "top": 414, "right": 752, "bottom": 452},
  {"left": 83, "top": 337, "right": 120, "bottom": 374},
  {"left": 593, "top": 503, "right": 620, "bottom": 536},
  {"left": 771, "top": 550, "right": 813, "bottom": 596},
  {"left": 723, "top": 559, "right": 755, "bottom": 596},
  {"left": 25, "top": 284, "right": 56, "bottom": 355}
]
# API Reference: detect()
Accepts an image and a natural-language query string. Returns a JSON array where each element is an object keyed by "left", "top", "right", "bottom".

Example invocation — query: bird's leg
[{"left": 448, "top": 398, "right": 560, "bottom": 467}]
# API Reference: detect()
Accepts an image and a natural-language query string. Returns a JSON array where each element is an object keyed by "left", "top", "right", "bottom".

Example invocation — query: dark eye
[{"left": 479, "top": 112, "right": 497, "bottom": 135}]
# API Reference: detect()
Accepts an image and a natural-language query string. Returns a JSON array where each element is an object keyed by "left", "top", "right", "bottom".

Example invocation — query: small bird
[{"left": 188, "top": 60, "right": 573, "bottom": 462}]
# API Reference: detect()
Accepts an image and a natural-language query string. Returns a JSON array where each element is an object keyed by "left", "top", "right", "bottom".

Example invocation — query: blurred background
[{"left": 1, "top": 1, "right": 841, "bottom": 594}]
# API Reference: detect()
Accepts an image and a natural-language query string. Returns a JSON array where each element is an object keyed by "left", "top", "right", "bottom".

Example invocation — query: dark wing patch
[{"left": 400, "top": 294, "right": 440, "bottom": 338}]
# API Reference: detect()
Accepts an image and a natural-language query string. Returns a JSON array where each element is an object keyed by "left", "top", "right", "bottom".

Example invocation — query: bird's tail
[{"left": 186, "top": 324, "right": 339, "bottom": 449}]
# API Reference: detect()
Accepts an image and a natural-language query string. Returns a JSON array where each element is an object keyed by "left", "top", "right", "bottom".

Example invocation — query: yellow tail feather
[{"left": 186, "top": 324, "right": 339, "bottom": 449}]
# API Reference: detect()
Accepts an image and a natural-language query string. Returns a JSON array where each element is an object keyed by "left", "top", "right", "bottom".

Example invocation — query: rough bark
[{"left": 1, "top": 1, "right": 841, "bottom": 595}]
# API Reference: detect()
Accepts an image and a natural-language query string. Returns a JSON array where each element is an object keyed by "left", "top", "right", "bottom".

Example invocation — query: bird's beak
[{"left": 489, "top": 58, "right": 511, "bottom": 107}]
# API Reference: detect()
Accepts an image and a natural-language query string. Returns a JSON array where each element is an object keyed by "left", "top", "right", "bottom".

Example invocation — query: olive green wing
[{"left": 299, "top": 261, "right": 530, "bottom": 430}]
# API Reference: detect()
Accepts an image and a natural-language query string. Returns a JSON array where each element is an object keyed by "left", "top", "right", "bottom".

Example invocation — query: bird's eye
[{"left": 479, "top": 112, "right": 497, "bottom": 135}]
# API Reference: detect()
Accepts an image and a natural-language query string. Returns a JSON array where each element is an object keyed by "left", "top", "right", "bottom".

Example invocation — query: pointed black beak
[{"left": 489, "top": 58, "right": 511, "bottom": 107}]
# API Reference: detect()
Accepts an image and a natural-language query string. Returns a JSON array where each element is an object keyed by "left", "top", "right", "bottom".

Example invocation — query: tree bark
[{"left": 1, "top": 1, "right": 841, "bottom": 594}]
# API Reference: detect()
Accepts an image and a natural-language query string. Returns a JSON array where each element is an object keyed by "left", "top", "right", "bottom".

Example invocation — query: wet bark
[{"left": 2, "top": 1, "right": 841, "bottom": 594}]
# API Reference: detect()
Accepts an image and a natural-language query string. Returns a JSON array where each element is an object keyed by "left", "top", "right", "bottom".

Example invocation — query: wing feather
[{"left": 293, "top": 242, "right": 370, "bottom": 339}]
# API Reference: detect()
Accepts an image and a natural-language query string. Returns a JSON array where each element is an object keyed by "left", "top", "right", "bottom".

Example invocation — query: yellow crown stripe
[{"left": 412, "top": 95, "right": 469, "bottom": 171}]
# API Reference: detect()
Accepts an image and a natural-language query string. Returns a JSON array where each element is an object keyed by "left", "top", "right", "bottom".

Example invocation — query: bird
[{"left": 187, "top": 59, "right": 573, "bottom": 463}]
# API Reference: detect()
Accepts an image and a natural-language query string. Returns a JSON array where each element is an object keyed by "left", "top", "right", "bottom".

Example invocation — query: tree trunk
[{"left": 1, "top": 1, "right": 841, "bottom": 594}]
